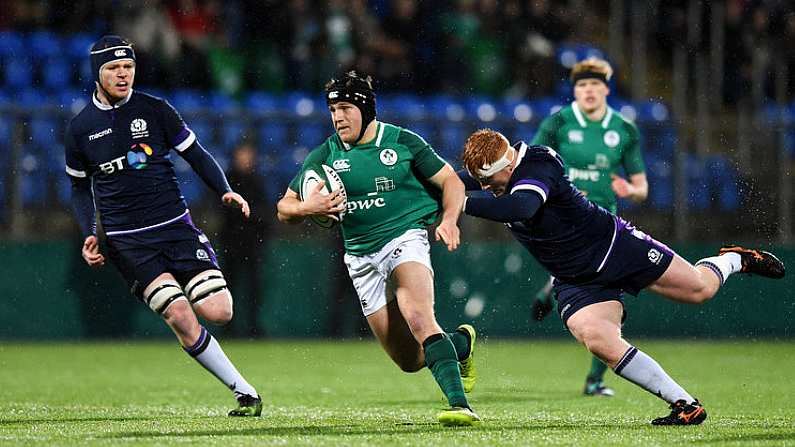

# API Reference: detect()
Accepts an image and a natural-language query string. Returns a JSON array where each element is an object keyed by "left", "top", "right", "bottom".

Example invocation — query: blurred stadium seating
[{"left": 0, "top": 29, "right": 752, "bottom": 215}]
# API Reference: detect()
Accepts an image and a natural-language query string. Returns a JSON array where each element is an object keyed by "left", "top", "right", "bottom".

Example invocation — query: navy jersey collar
[{"left": 92, "top": 88, "right": 133, "bottom": 110}]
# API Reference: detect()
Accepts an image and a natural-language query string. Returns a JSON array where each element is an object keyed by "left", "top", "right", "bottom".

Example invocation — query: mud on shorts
[
  {"left": 554, "top": 221, "right": 675, "bottom": 327},
  {"left": 343, "top": 228, "right": 433, "bottom": 316}
]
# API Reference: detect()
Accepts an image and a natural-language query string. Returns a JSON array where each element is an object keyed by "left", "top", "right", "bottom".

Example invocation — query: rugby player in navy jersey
[
  {"left": 457, "top": 129, "right": 785, "bottom": 425},
  {"left": 64, "top": 35, "right": 261, "bottom": 417}
]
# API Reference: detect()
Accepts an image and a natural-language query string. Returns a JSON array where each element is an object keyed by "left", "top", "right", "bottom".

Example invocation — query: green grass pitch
[{"left": 1, "top": 339, "right": 793, "bottom": 446}]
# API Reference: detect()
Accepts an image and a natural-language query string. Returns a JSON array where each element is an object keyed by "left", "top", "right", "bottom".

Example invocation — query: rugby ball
[{"left": 299, "top": 164, "right": 347, "bottom": 228}]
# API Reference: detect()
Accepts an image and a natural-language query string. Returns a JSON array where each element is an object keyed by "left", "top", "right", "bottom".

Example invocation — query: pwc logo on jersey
[
  {"left": 127, "top": 143, "right": 153, "bottom": 170},
  {"left": 346, "top": 197, "right": 386, "bottom": 214}
]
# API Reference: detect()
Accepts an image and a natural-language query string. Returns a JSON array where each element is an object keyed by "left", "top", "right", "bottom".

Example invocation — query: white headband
[{"left": 474, "top": 147, "right": 512, "bottom": 178}]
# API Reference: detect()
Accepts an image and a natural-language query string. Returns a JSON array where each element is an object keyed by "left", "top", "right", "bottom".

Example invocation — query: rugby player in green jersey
[
  {"left": 276, "top": 71, "right": 479, "bottom": 426},
  {"left": 530, "top": 57, "right": 649, "bottom": 397}
]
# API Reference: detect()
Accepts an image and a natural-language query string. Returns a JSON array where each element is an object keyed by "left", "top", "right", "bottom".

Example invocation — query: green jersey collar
[
  {"left": 340, "top": 121, "right": 383, "bottom": 151},
  {"left": 571, "top": 101, "right": 614, "bottom": 129}
]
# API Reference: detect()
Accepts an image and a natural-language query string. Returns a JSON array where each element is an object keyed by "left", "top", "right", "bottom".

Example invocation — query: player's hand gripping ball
[{"left": 300, "top": 164, "right": 347, "bottom": 228}]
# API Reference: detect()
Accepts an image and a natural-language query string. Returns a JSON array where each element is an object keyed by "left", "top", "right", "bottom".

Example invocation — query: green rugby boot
[
  {"left": 437, "top": 406, "right": 481, "bottom": 427},
  {"left": 228, "top": 394, "right": 262, "bottom": 417},
  {"left": 456, "top": 324, "right": 477, "bottom": 393}
]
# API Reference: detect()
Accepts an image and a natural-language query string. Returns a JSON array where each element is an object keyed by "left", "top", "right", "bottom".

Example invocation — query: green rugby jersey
[
  {"left": 289, "top": 121, "right": 447, "bottom": 255},
  {"left": 532, "top": 101, "right": 645, "bottom": 213}
]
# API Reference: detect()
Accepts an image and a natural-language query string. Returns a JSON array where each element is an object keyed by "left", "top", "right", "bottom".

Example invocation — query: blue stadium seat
[
  {"left": 285, "top": 92, "right": 321, "bottom": 117},
  {"left": 29, "top": 117, "right": 59, "bottom": 147},
  {"left": 17, "top": 88, "right": 53, "bottom": 108},
  {"left": 645, "top": 153, "right": 674, "bottom": 210},
  {"left": 0, "top": 31, "right": 24, "bottom": 58},
  {"left": 188, "top": 117, "right": 214, "bottom": 147},
  {"left": 636, "top": 100, "right": 670, "bottom": 123},
  {"left": 501, "top": 99, "right": 536, "bottom": 124},
  {"left": 296, "top": 121, "right": 326, "bottom": 145},
  {"left": 427, "top": 95, "right": 465, "bottom": 122},
  {"left": 76, "top": 58, "right": 93, "bottom": 89},
  {"left": 170, "top": 89, "right": 204, "bottom": 113},
  {"left": 530, "top": 97, "right": 565, "bottom": 118},
  {"left": 57, "top": 88, "right": 88, "bottom": 114},
  {"left": 707, "top": 155, "right": 741, "bottom": 211},
  {"left": 66, "top": 33, "right": 94, "bottom": 61},
  {"left": 4, "top": 58, "right": 33, "bottom": 89},
  {"left": 686, "top": 155, "right": 710, "bottom": 210},
  {"left": 220, "top": 121, "right": 247, "bottom": 153},
  {"left": 409, "top": 123, "right": 435, "bottom": 144},
  {"left": 439, "top": 123, "right": 467, "bottom": 160},
  {"left": 18, "top": 148, "right": 47, "bottom": 206},
  {"left": 390, "top": 94, "right": 426, "bottom": 120},
  {"left": 259, "top": 122, "right": 289, "bottom": 149},
  {"left": 553, "top": 79, "right": 573, "bottom": 101},
  {"left": 43, "top": 57, "right": 72, "bottom": 91},
  {"left": 464, "top": 96, "right": 498, "bottom": 123},
  {"left": 0, "top": 116, "right": 12, "bottom": 143},
  {"left": 207, "top": 91, "right": 237, "bottom": 113},
  {"left": 245, "top": 91, "right": 282, "bottom": 114},
  {"left": 28, "top": 31, "right": 62, "bottom": 60},
  {"left": 643, "top": 125, "right": 676, "bottom": 161},
  {"left": 555, "top": 43, "right": 580, "bottom": 69},
  {"left": 510, "top": 126, "right": 537, "bottom": 146}
]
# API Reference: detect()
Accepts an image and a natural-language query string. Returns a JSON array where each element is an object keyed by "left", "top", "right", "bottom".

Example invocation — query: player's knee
[
  {"left": 163, "top": 301, "right": 198, "bottom": 334},
  {"left": 692, "top": 280, "right": 718, "bottom": 303},
  {"left": 194, "top": 291, "right": 234, "bottom": 325},
  {"left": 185, "top": 270, "right": 232, "bottom": 323},
  {"left": 576, "top": 325, "right": 615, "bottom": 358},
  {"left": 401, "top": 311, "right": 436, "bottom": 340}
]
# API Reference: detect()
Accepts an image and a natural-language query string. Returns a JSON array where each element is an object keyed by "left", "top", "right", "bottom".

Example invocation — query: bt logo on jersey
[{"left": 99, "top": 156, "right": 126, "bottom": 174}]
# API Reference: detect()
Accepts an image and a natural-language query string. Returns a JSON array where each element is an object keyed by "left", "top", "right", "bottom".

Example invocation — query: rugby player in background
[{"left": 531, "top": 57, "right": 648, "bottom": 397}]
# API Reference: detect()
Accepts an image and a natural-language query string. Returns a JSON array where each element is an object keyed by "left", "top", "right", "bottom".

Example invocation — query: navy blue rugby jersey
[
  {"left": 64, "top": 90, "right": 196, "bottom": 234},
  {"left": 505, "top": 142, "right": 617, "bottom": 279}
]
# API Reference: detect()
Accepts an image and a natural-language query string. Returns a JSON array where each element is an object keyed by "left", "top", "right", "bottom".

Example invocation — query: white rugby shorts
[{"left": 343, "top": 229, "right": 433, "bottom": 316}]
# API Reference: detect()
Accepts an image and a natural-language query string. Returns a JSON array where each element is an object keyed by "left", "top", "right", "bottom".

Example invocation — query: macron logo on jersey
[{"left": 89, "top": 128, "right": 113, "bottom": 141}]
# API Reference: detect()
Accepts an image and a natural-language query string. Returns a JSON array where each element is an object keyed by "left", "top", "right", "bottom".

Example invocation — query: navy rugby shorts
[
  {"left": 553, "top": 219, "right": 675, "bottom": 326},
  {"left": 105, "top": 212, "right": 220, "bottom": 298}
]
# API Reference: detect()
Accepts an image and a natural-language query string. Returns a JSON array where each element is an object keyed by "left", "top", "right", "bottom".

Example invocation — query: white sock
[
  {"left": 184, "top": 326, "right": 258, "bottom": 398},
  {"left": 613, "top": 346, "right": 694, "bottom": 404},
  {"left": 695, "top": 252, "right": 742, "bottom": 284}
]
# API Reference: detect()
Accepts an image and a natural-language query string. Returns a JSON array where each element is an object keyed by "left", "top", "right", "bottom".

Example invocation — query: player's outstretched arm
[
  {"left": 276, "top": 184, "right": 345, "bottom": 224},
  {"left": 179, "top": 141, "right": 233, "bottom": 196},
  {"left": 429, "top": 164, "right": 464, "bottom": 251},
  {"left": 464, "top": 191, "right": 543, "bottom": 223}
]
